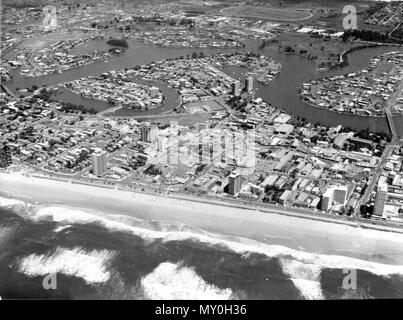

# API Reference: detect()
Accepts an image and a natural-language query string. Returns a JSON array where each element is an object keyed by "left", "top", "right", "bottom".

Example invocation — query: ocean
[{"left": 1, "top": 196, "right": 403, "bottom": 300}]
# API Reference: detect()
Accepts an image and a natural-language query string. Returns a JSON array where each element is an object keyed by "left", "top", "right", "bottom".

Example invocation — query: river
[
  {"left": 6, "top": 37, "right": 403, "bottom": 135},
  {"left": 261, "top": 44, "right": 403, "bottom": 136}
]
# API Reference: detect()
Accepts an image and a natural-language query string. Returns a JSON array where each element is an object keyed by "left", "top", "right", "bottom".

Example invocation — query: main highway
[{"left": 354, "top": 78, "right": 403, "bottom": 214}]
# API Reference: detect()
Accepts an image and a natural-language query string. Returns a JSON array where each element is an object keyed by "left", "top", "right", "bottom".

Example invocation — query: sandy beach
[{"left": 1, "top": 172, "right": 403, "bottom": 265}]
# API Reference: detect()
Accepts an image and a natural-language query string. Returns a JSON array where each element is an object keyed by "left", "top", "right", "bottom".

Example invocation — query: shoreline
[
  {"left": 300, "top": 96, "right": 387, "bottom": 118},
  {"left": 1, "top": 171, "right": 403, "bottom": 265}
]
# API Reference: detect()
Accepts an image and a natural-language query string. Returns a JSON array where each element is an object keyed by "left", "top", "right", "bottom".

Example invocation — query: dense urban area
[{"left": 1, "top": 0, "right": 403, "bottom": 229}]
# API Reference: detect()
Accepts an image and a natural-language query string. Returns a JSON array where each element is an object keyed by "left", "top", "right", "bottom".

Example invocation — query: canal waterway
[{"left": 6, "top": 37, "right": 403, "bottom": 135}]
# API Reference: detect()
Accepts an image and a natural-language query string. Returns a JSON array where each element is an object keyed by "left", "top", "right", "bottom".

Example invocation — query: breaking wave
[
  {"left": 279, "top": 258, "right": 324, "bottom": 300},
  {"left": 18, "top": 246, "right": 117, "bottom": 284},
  {"left": 53, "top": 225, "right": 71, "bottom": 233},
  {"left": 141, "top": 262, "right": 234, "bottom": 300},
  {"left": 25, "top": 204, "right": 403, "bottom": 276},
  {"left": 0, "top": 196, "right": 26, "bottom": 209},
  {"left": 3, "top": 195, "right": 403, "bottom": 299}
]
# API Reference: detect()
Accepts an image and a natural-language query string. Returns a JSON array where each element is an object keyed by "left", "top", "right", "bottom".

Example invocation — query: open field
[
  {"left": 20, "top": 31, "right": 86, "bottom": 50},
  {"left": 221, "top": 5, "right": 313, "bottom": 21},
  {"left": 111, "top": 111, "right": 212, "bottom": 126},
  {"left": 265, "top": 31, "right": 360, "bottom": 69}
]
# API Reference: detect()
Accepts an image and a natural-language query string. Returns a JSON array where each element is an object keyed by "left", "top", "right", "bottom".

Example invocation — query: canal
[{"left": 6, "top": 37, "right": 403, "bottom": 135}]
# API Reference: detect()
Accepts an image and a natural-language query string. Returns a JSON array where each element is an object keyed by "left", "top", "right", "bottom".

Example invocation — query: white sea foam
[
  {"left": 53, "top": 225, "right": 71, "bottom": 233},
  {"left": 31, "top": 206, "right": 100, "bottom": 224},
  {"left": 290, "top": 279, "right": 324, "bottom": 300},
  {"left": 18, "top": 246, "right": 117, "bottom": 284},
  {"left": 0, "top": 195, "right": 25, "bottom": 208},
  {"left": 10, "top": 201, "right": 403, "bottom": 279},
  {"left": 279, "top": 258, "right": 324, "bottom": 300},
  {"left": 141, "top": 262, "right": 234, "bottom": 300}
]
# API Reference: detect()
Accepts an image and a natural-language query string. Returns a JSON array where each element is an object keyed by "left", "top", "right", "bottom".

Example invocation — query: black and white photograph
[{"left": 0, "top": 0, "right": 403, "bottom": 306}]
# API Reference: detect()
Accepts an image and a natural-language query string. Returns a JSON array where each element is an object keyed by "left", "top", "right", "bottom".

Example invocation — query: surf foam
[
  {"left": 53, "top": 225, "right": 71, "bottom": 233},
  {"left": 18, "top": 246, "right": 117, "bottom": 284},
  {"left": 279, "top": 258, "right": 324, "bottom": 300},
  {"left": 141, "top": 262, "right": 234, "bottom": 300},
  {"left": 10, "top": 199, "right": 403, "bottom": 279},
  {"left": 0, "top": 195, "right": 26, "bottom": 208}
]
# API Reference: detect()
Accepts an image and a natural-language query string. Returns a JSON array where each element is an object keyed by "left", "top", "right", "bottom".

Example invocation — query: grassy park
[{"left": 221, "top": 5, "right": 313, "bottom": 21}]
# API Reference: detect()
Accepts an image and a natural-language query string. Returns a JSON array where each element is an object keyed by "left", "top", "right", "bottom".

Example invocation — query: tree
[{"left": 284, "top": 46, "right": 295, "bottom": 53}]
